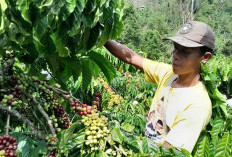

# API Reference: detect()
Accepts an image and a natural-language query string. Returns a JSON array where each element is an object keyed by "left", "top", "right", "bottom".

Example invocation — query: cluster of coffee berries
[
  {"left": 61, "top": 114, "right": 70, "bottom": 129},
  {"left": 54, "top": 105, "right": 65, "bottom": 117},
  {"left": 97, "top": 77, "right": 123, "bottom": 109},
  {"left": 78, "top": 104, "right": 96, "bottom": 116},
  {"left": 15, "top": 74, "right": 36, "bottom": 91},
  {"left": 52, "top": 103, "right": 70, "bottom": 129},
  {"left": 70, "top": 100, "right": 79, "bottom": 111},
  {"left": 1, "top": 95, "right": 14, "bottom": 107},
  {"left": 82, "top": 113, "right": 110, "bottom": 152},
  {"left": 49, "top": 115, "right": 60, "bottom": 131},
  {"left": 0, "top": 86, "right": 25, "bottom": 109},
  {"left": 47, "top": 97, "right": 59, "bottom": 109},
  {"left": 105, "top": 148, "right": 132, "bottom": 157},
  {"left": 93, "top": 91, "right": 101, "bottom": 108},
  {"left": 46, "top": 134, "right": 57, "bottom": 146},
  {"left": 48, "top": 149, "right": 58, "bottom": 157},
  {"left": 0, "top": 135, "right": 17, "bottom": 157},
  {"left": 40, "top": 89, "right": 55, "bottom": 110},
  {"left": 70, "top": 100, "right": 97, "bottom": 116},
  {"left": 46, "top": 135, "right": 58, "bottom": 157},
  {"left": 12, "top": 86, "right": 21, "bottom": 99}
]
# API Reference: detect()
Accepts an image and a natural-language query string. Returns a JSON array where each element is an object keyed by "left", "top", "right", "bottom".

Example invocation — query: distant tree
[
  {"left": 221, "top": 40, "right": 232, "bottom": 57},
  {"left": 140, "top": 29, "right": 170, "bottom": 60},
  {"left": 117, "top": 5, "right": 142, "bottom": 51}
]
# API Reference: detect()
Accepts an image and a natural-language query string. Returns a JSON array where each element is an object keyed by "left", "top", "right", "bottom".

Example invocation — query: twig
[
  {"left": 5, "top": 106, "right": 11, "bottom": 135},
  {"left": 0, "top": 89, "right": 11, "bottom": 93},
  {"left": 45, "top": 85, "right": 69, "bottom": 95},
  {"left": 0, "top": 104, "right": 45, "bottom": 139},
  {"left": 46, "top": 70, "right": 57, "bottom": 81},
  {"left": 32, "top": 107, "right": 48, "bottom": 133},
  {"left": 24, "top": 93, "right": 56, "bottom": 135},
  {"left": 45, "top": 85, "right": 81, "bottom": 104}
]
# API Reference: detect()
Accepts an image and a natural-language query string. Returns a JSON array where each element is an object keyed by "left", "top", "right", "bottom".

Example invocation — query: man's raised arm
[{"left": 104, "top": 40, "right": 144, "bottom": 72}]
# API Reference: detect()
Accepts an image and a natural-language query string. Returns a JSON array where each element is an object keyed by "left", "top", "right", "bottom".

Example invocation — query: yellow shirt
[{"left": 143, "top": 58, "right": 212, "bottom": 153}]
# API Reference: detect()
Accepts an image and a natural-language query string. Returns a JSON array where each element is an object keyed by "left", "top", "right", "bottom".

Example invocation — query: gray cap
[{"left": 164, "top": 21, "right": 215, "bottom": 49}]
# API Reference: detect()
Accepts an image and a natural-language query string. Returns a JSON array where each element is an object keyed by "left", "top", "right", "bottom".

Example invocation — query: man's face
[{"left": 172, "top": 43, "right": 203, "bottom": 75}]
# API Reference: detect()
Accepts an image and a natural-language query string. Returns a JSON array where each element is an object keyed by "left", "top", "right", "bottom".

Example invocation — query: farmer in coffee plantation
[{"left": 104, "top": 21, "right": 214, "bottom": 153}]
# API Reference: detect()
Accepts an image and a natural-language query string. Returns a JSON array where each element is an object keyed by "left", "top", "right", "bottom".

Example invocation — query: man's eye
[
  {"left": 172, "top": 49, "right": 177, "bottom": 54},
  {"left": 182, "top": 50, "right": 190, "bottom": 54}
]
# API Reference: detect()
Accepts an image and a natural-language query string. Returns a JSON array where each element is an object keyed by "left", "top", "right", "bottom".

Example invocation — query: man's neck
[{"left": 173, "top": 73, "right": 201, "bottom": 88}]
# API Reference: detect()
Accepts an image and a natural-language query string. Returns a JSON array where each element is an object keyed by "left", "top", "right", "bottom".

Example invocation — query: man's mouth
[{"left": 172, "top": 62, "right": 181, "bottom": 67}]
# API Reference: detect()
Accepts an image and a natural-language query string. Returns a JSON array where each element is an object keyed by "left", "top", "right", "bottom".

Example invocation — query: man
[{"left": 104, "top": 21, "right": 214, "bottom": 153}]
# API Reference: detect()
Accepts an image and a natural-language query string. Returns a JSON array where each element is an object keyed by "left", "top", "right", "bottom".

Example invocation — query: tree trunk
[{"left": 191, "top": 0, "right": 194, "bottom": 20}]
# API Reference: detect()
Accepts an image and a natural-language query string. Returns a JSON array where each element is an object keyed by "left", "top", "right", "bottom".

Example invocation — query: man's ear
[{"left": 201, "top": 52, "right": 212, "bottom": 63}]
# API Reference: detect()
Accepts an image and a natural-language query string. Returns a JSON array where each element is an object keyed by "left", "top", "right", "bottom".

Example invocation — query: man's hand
[{"left": 104, "top": 40, "right": 144, "bottom": 72}]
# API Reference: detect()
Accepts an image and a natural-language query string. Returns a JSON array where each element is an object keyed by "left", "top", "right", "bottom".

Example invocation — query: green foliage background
[{"left": 118, "top": 0, "right": 232, "bottom": 61}]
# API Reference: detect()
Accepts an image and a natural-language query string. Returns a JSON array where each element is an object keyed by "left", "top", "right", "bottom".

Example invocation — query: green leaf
[
  {"left": 87, "top": 51, "right": 116, "bottom": 83},
  {"left": 20, "top": 42, "right": 39, "bottom": 64},
  {"left": 109, "top": 120, "right": 121, "bottom": 129},
  {"left": 62, "top": 65, "right": 73, "bottom": 81},
  {"left": 15, "top": 134, "right": 36, "bottom": 157},
  {"left": 58, "top": 0, "right": 76, "bottom": 21},
  {"left": 170, "top": 147, "right": 190, "bottom": 157},
  {"left": 97, "top": 17, "right": 113, "bottom": 47},
  {"left": 76, "top": 0, "right": 86, "bottom": 13},
  {"left": 33, "top": 16, "right": 48, "bottom": 40},
  {"left": 69, "top": 58, "right": 82, "bottom": 81},
  {"left": 42, "top": 0, "right": 53, "bottom": 7},
  {"left": 72, "top": 129, "right": 85, "bottom": 148},
  {"left": 85, "top": 0, "right": 96, "bottom": 14},
  {"left": 110, "top": 11, "right": 123, "bottom": 39},
  {"left": 141, "top": 137, "right": 158, "bottom": 155},
  {"left": 60, "top": 129, "right": 85, "bottom": 156},
  {"left": 194, "top": 134, "right": 209, "bottom": 157},
  {"left": 69, "top": 10, "right": 81, "bottom": 36},
  {"left": 98, "top": 0, "right": 107, "bottom": 7},
  {"left": 123, "top": 135, "right": 140, "bottom": 152},
  {"left": 214, "top": 132, "right": 231, "bottom": 157},
  {"left": 111, "top": 128, "right": 123, "bottom": 144},
  {"left": 209, "top": 144, "right": 215, "bottom": 157},
  {"left": 65, "top": 0, "right": 76, "bottom": 14},
  {"left": 50, "top": 1, "right": 65, "bottom": 15},
  {"left": 81, "top": 59, "right": 94, "bottom": 91},
  {"left": 29, "top": 141, "right": 47, "bottom": 157},
  {"left": 17, "top": 140, "right": 31, "bottom": 157},
  {"left": 18, "top": 0, "right": 32, "bottom": 24},
  {"left": 59, "top": 121, "right": 80, "bottom": 147},
  {"left": 51, "top": 32, "right": 70, "bottom": 57},
  {"left": 210, "top": 117, "right": 224, "bottom": 145},
  {"left": 180, "top": 148, "right": 192, "bottom": 157},
  {"left": 121, "top": 123, "right": 135, "bottom": 132},
  {"left": 86, "top": 22, "right": 101, "bottom": 50},
  {"left": 49, "top": 79, "right": 56, "bottom": 86},
  {"left": 47, "top": 56, "right": 59, "bottom": 73}
]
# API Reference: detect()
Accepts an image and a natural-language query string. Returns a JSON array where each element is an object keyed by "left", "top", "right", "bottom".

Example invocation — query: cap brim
[{"left": 163, "top": 36, "right": 204, "bottom": 48}]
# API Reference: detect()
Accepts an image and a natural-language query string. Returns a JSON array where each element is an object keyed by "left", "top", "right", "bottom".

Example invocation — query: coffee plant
[
  {"left": 0, "top": 135, "right": 17, "bottom": 157},
  {"left": 0, "top": 0, "right": 124, "bottom": 88}
]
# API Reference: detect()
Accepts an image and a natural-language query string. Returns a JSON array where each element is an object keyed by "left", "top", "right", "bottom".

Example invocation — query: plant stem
[
  {"left": 0, "top": 104, "right": 45, "bottom": 138},
  {"left": 24, "top": 93, "right": 56, "bottom": 135},
  {"left": 5, "top": 106, "right": 11, "bottom": 135},
  {"left": 45, "top": 84, "right": 81, "bottom": 104}
]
